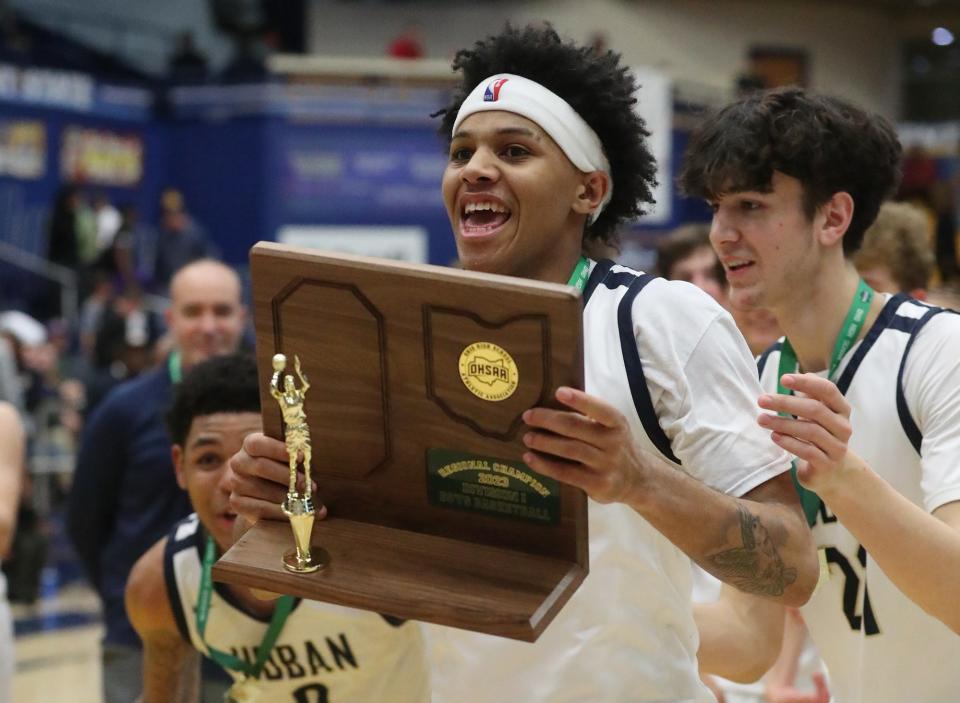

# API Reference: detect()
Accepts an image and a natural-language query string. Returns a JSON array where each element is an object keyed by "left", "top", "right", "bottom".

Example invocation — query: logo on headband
[{"left": 483, "top": 78, "right": 509, "bottom": 102}]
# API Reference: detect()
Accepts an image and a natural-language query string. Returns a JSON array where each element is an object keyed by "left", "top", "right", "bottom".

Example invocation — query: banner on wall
[
  {"left": 278, "top": 126, "right": 446, "bottom": 220},
  {"left": 0, "top": 120, "right": 45, "bottom": 179},
  {"left": 0, "top": 64, "right": 152, "bottom": 120},
  {"left": 60, "top": 127, "right": 143, "bottom": 186}
]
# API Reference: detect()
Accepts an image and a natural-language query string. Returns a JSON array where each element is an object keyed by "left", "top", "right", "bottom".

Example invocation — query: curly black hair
[
  {"left": 436, "top": 24, "right": 657, "bottom": 247},
  {"left": 166, "top": 352, "right": 261, "bottom": 446},
  {"left": 678, "top": 86, "right": 902, "bottom": 254}
]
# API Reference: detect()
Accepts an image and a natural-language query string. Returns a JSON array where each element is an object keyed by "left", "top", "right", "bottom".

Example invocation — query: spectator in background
[
  {"left": 68, "top": 259, "right": 245, "bottom": 703},
  {"left": 92, "top": 286, "right": 163, "bottom": 383},
  {"left": 41, "top": 185, "right": 84, "bottom": 319},
  {"left": 656, "top": 223, "right": 782, "bottom": 356},
  {"left": 854, "top": 201, "right": 935, "bottom": 299},
  {"left": 898, "top": 145, "right": 959, "bottom": 282},
  {"left": 46, "top": 185, "right": 82, "bottom": 269},
  {"left": 387, "top": 23, "right": 425, "bottom": 59},
  {"left": 110, "top": 204, "right": 154, "bottom": 291},
  {"left": 0, "top": 1, "right": 31, "bottom": 63},
  {"left": 78, "top": 272, "right": 113, "bottom": 359},
  {"left": 92, "top": 192, "right": 122, "bottom": 263},
  {"left": 0, "top": 332, "right": 20, "bottom": 412},
  {"left": 656, "top": 223, "right": 726, "bottom": 303},
  {"left": 168, "top": 30, "right": 209, "bottom": 82},
  {"left": 0, "top": 310, "right": 47, "bottom": 416},
  {"left": 153, "top": 188, "right": 217, "bottom": 294},
  {"left": 0, "top": 402, "right": 24, "bottom": 703}
]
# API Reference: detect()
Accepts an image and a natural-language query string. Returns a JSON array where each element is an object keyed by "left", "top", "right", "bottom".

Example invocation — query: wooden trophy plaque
[{"left": 212, "top": 242, "right": 588, "bottom": 642}]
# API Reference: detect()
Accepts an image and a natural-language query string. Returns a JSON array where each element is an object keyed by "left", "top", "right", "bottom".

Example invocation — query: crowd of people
[
  {"left": 0, "top": 186, "right": 224, "bottom": 703},
  {"left": 0, "top": 20, "right": 959, "bottom": 703}
]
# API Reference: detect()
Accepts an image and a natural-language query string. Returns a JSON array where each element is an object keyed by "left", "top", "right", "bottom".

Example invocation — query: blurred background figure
[
  {"left": 854, "top": 201, "right": 935, "bottom": 299},
  {"left": 151, "top": 188, "right": 217, "bottom": 295},
  {"left": 656, "top": 223, "right": 783, "bottom": 356},
  {"left": 387, "top": 22, "right": 424, "bottom": 59},
  {"left": 0, "top": 321, "right": 21, "bottom": 413},
  {"left": 110, "top": 204, "right": 157, "bottom": 293},
  {"left": 168, "top": 30, "right": 209, "bottom": 82},
  {"left": 0, "top": 402, "right": 24, "bottom": 703},
  {"left": 41, "top": 186, "right": 84, "bottom": 321},
  {"left": 45, "top": 186, "right": 82, "bottom": 272},
  {"left": 91, "top": 194, "right": 121, "bottom": 268},
  {"left": 656, "top": 224, "right": 726, "bottom": 304},
  {"left": 67, "top": 259, "right": 245, "bottom": 703}
]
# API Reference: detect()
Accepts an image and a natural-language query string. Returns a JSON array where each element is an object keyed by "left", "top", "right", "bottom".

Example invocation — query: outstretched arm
[
  {"left": 523, "top": 387, "right": 818, "bottom": 605},
  {"left": 294, "top": 355, "right": 309, "bottom": 393},
  {"left": 126, "top": 538, "right": 200, "bottom": 703},
  {"left": 759, "top": 372, "right": 960, "bottom": 634}
]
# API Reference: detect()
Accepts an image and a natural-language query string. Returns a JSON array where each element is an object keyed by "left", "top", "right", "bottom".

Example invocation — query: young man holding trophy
[
  {"left": 228, "top": 25, "right": 819, "bottom": 702},
  {"left": 125, "top": 353, "right": 430, "bottom": 703}
]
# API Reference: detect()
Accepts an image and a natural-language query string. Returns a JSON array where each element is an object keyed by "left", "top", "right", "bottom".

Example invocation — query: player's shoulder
[
  {"left": 126, "top": 535, "right": 176, "bottom": 635},
  {"left": 900, "top": 303, "right": 960, "bottom": 384},
  {"left": 168, "top": 512, "right": 201, "bottom": 546},
  {"left": 912, "top": 302, "right": 960, "bottom": 341},
  {"left": 589, "top": 260, "right": 725, "bottom": 327}
]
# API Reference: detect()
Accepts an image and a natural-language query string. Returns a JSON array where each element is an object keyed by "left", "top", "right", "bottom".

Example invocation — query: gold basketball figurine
[{"left": 270, "top": 353, "right": 327, "bottom": 573}]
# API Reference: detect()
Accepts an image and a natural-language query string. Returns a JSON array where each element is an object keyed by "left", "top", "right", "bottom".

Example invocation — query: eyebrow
[
  {"left": 452, "top": 126, "right": 540, "bottom": 140},
  {"left": 189, "top": 436, "right": 222, "bottom": 450}
]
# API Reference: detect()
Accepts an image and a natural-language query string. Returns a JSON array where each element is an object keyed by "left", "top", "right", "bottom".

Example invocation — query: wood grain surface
[{"left": 213, "top": 242, "right": 589, "bottom": 641}]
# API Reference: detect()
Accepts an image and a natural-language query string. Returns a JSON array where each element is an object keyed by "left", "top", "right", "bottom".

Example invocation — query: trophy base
[{"left": 282, "top": 546, "right": 329, "bottom": 574}]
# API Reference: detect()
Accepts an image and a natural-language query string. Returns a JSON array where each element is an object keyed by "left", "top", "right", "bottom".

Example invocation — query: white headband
[{"left": 452, "top": 73, "right": 612, "bottom": 224}]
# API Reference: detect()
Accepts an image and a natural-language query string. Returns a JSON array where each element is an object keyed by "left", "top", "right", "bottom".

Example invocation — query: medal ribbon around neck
[
  {"left": 168, "top": 351, "right": 183, "bottom": 384},
  {"left": 197, "top": 536, "right": 295, "bottom": 682},
  {"left": 567, "top": 256, "right": 590, "bottom": 292},
  {"left": 776, "top": 278, "right": 874, "bottom": 526}
]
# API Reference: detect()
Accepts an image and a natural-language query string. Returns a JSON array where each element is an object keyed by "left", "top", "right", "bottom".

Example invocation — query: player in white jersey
[
  {"left": 125, "top": 354, "right": 429, "bottom": 703},
  {"left": 227, "top": 25, "right": 819, "bottom": 702},
  {"left": 680, "top": 86, "right": 960, "bottom": 702}
]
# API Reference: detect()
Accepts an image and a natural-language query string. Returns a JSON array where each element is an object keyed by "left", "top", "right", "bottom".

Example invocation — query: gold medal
[{"left": 226, "top": 678, "right": 262, "bottom": 703}]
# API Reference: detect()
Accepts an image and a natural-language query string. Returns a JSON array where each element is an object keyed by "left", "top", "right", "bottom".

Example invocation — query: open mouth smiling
[{"left": 460, "top": 199, "right": 512, "bottom": 238}]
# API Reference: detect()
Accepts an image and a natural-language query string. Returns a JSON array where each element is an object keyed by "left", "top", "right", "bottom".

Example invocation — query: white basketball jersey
[
  {"left": 429, "top": 260, "right": 792, "bottom": 703},
  {"left": 164, "top": 514, "right": 430, "bottom": 703},
  {"left": 758, "top": 294, "right": 960, "bottom": 703}
]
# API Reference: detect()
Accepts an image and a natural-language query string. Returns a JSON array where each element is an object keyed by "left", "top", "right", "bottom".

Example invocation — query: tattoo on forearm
[{"left": 706, "top": 503, "right": 797, "bottom": 597}]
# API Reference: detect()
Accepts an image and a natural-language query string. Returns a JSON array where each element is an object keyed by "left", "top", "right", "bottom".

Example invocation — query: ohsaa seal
[{"left": 458, "top": 341, "right": 519, "bottom": 402}]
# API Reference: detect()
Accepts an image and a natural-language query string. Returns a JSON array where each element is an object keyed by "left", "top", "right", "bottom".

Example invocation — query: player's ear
[
  {"left": 572, "top": 171, "right": 609, "bottom": 216},
  {"left": 817, "top": 191, "right": 854, "bottom": 248},
  {"left": 172, "top": 444, "right": 187, "bottom": 490}
]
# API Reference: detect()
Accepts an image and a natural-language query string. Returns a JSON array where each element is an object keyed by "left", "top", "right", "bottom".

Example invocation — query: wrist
[
  {"left": 816, "top": 451, "right": 871, "bottom": 506},
  {"left": 621, "top": 448, "right": 658, "bottom": 512}
]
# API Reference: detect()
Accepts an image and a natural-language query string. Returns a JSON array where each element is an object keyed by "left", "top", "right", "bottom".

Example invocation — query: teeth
[{"left": 464, "top": 201, "right": 508, "bottom": 215}]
